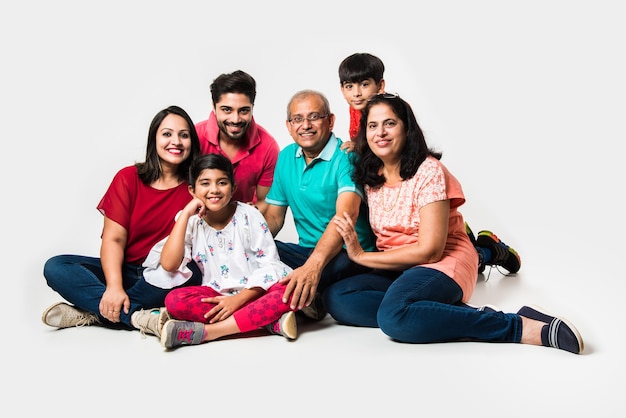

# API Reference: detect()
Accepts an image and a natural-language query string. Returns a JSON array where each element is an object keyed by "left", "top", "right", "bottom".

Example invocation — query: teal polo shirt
[{"left": 266, "top": 134, "right": 376, "bottom": 251}]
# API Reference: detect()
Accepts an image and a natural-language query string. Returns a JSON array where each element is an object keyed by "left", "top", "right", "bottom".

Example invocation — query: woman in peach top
[{"left": 323, "top": 93, "right": 583, "bottom": 354}]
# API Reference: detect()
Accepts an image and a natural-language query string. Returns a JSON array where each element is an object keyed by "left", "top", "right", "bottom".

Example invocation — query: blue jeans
[
  {"left": 275, "top": 241, "right": 370, "bottom": 294},
  {"left": 43, "top": 254, "right": 201, "bottom": 330},
  {"left": 323, "top": 266, "right": 522, "bottom": 344}
]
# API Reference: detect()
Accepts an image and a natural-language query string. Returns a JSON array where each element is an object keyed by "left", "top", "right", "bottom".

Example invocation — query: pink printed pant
[{"left": 164, "top": 282, "right": 293, "bottom": 333}]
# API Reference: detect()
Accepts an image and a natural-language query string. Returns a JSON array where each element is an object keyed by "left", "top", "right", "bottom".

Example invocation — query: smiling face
[
  {"left": 156, "top": 114, "right": 193, "bottom": 168},
  {"left": 214, "top": 92, "right": 253, "bottom": 142},
  {"left": 286, "top": 93, "right": 335, "bottom": 160},
  {"left": 192, "top": 168, "right": 235, "bottom": 213},
  {"left": 340, "top": 78, "right": 385, "bottom": 111},
  {"left": 365, "top": 102, "right": 406, "bottom": 163}
]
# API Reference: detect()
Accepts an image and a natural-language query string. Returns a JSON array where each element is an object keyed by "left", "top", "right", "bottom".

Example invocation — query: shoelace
[
  {"left": 73, "top": 314, "right": 99, "bottom": 327},
  {"left": 483, "top": 264, "right": 515, "bottom": 282},
  {"left": 59, "top": 309, "right": 99, "bottom": 327}
]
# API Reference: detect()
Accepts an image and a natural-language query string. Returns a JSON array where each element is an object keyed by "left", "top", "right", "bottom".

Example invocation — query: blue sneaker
[{"left": 517, "top": 305, "right": 584, "bottom": 354}]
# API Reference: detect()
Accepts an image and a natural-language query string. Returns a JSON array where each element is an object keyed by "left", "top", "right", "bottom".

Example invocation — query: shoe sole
[
  {"left": 157, "top": 308, "right": 172, "bottom": 337},
  {"left": 518, "top": 304, "right": 584, "bottom": 353},
  {"left": 160, "top": 320, "right": 177, "bottom": 349},
  {"left": 280, "top": 311, "right": 298, "bottom": 340}
]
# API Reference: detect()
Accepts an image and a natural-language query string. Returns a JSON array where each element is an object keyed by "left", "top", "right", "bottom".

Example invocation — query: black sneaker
[
  {"left": 465, "top": 222, "right": 477, "bottom": 245},
  {"left": 476, "top": 230, "right": 521, "bottom": 274},
  {"left": 300, "top": 292, "right": 327, "bottom": 321}
]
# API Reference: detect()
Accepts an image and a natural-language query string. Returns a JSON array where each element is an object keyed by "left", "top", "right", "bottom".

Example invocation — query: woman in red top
[{"left": 42, "top": 105, "right": 202, "bottom": 338}]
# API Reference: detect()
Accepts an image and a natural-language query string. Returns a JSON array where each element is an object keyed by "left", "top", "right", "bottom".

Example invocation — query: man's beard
[{"left": 220, "top": 122, "right": 248, "bottom": 140}]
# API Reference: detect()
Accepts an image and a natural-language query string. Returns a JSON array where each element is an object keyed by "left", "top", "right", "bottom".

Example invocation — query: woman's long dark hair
[
  {"left": 352, "top": 94, "right": 441, "bottom": 188},
  {"left": 136, "top": 105, "right": 201, "bottom": 185}
]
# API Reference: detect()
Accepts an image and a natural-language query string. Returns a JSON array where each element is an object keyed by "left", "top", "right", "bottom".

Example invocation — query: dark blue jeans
[
  {"left": 275, "top": 241, "right": 370, "bottom": 295},
  {"left": 323, "top": 266, "right": 522, "bottom": 344},
  {"left": 43, "top": 254, "right": 201, "bottom": 329}
]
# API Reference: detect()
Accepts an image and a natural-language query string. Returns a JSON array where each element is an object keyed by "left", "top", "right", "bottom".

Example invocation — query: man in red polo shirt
[{"left": 195, "top": 70, "right": 279, "bottom": 213}]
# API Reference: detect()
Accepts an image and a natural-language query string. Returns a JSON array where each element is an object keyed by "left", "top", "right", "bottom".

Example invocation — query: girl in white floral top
[{"left": 151, "top": 153, "right": 298, "bottom": 349}]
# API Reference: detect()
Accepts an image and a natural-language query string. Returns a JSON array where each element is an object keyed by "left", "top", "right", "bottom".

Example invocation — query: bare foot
[{"left": 520, "top": 316, "right": 545, "bottom": 346}]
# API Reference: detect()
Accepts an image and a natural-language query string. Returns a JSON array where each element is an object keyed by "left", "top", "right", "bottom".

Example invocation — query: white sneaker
[
  {"left": 133, "top": 308, "right": 171, "bottom": 338},
  {"left": 42, "top": 302, "right": 100, "bottom": 328}
]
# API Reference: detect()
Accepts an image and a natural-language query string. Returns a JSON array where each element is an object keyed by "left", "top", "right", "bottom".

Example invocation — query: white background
[{"left": 2, "top": 1, "right": 624, "bottom": 416}]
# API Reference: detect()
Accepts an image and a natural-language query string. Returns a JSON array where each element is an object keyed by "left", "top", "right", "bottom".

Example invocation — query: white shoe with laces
[
  {"left": 132, "top": 308, "right": 171, "bottom": 338},
  {"left": 42, "top": 302, "right": 100, "bottom": 328}
]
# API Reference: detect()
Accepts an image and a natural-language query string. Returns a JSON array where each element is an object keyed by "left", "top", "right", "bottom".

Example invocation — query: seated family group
[{"left": 42, "top": 54, "right": 583, "bottom": 355}]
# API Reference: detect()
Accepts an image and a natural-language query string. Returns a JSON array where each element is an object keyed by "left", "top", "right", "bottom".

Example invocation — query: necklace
[{"left": 381, "top": 181, "right": 403, "bottom": 212}]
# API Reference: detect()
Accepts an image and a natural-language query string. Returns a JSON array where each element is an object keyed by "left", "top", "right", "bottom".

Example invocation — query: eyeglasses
[
  {"left": 368, "top": 92, "right": 400, "bottom": 101},
  {"left": 288, "top": 113, "right": 328, "bottom": 126}
]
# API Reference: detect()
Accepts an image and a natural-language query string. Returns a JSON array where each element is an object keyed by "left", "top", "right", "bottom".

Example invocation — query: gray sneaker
[
  {"left": 133, "top": 308, "right": 171, "bottom": 338},
  {"left": 160, "top": 320, "right": 205, "bottom": 349},
  {"left": 42, "top": 302, "right": 100, "bottom": 328}
]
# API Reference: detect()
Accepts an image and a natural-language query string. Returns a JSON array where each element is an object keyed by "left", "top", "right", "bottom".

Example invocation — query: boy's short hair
[{"left": 338, "top": 53, "right": 385, "bottom": 85}]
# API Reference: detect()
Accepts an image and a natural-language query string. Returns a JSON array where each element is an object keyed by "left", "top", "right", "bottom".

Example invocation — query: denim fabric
[
  {"left": 43, "top": 254, "right": 201, "bottom": 329},
  {"left": 323, "top": 266, "right": 522, "bottom": 344},
  {"left": 275, "top": 241, "right": 370, "bottom": 294}
]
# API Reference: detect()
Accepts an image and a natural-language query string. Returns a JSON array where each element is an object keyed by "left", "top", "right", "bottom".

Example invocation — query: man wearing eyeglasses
[
  {"left": 195, "top": 70, "right": 280, "bottom": 214},
  {"left": 263, "top": 89, "right": 376, "bottom": 320}
]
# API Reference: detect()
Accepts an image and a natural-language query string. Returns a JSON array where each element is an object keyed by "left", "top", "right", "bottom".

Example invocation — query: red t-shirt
[
  {"left": 349, "top": 107, "right": 362, "bottom": 140},
  {"left": 195, "top": 112, "right": 279, "bottom": 203},
  {"left": 97, "top": 166, "right": 192, "bottom": 265}
]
